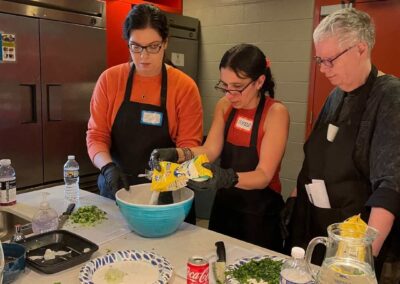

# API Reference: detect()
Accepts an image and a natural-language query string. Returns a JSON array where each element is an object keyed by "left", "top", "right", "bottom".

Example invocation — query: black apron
[
  {"left": 98, "top": 64, "right": 196, "bottom": 222},
  {"left": 288, "top": 66, "right": 378, "bottom": 264},
  {"left": 208, "top": 95, "right": 284, "bottom": 252}
]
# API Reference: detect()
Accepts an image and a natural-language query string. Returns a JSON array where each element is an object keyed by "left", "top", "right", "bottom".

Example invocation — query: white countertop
[{"left": 3, "top": 186, "right": 287, "bottom": 284}]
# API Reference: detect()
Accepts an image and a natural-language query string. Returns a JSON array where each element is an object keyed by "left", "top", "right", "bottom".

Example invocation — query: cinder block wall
[{"left": 183, "top": 0, "right": 315, "bottom": 200}]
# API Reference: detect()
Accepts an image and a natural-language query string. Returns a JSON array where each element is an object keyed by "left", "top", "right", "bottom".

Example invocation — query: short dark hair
[
  {"left": 219, "top": 44, "right": 275, "bottom": 98},
  {"left": 123, "top": 4, "right": 169, "bottom": 41}
]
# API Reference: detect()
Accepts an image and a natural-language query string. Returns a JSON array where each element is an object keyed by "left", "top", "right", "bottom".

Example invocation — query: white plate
[
  {"left": 79, "top": 250, "right": 173, "bottom": 284},
  {"left": 226, "top": 254, "right": 285, "bottom": 284}
]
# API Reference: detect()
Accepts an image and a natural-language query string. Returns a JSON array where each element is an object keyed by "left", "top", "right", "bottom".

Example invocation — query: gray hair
[{"left": 313, "top": 8, "right": 375, "bottom": 51}]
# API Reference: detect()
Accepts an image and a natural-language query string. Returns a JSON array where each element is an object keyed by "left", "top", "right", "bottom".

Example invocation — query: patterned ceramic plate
[
  {"left": 226, "top": 254, "right": 285, "bottom": 284},
  {"left": 79, "top": 250, "right": 173, "bottom": 284}
]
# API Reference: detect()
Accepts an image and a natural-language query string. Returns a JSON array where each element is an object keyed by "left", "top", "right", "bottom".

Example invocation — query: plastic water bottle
[
  {"left": 64, "top": 155, "right": 79, "bottom": 203},
  {"left": 0, "top": 159, "right": 17, "bottom": 206},
  {"left": 32, "top": 192, "right": 59, "bottom": 234},
  {"left": 280, "top": 247, "right": 314, "bottom": 284}
]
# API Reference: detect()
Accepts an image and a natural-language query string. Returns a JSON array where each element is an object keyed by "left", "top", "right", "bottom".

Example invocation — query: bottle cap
[
  {"left": 291, "top": 247, "right": 305, "bottom": 259},
  {"left": 68, "top": 155, "right": 75, "bottom": 160},
  {"left": 0, "top": 159, "right": 11, "bottom": 166}
]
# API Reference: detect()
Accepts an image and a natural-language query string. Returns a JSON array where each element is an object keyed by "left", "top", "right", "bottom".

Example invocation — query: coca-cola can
[{"left": 187, "top": 256, "right": 209, "bottom": 284}]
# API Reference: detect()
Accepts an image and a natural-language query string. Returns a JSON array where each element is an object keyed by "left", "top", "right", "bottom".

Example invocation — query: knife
[
  {"left": 213, "top": 241, "right": 226, "bottom": 284},
  {"left": 58, "top": 203, "right": 75, "bottom": 229}
]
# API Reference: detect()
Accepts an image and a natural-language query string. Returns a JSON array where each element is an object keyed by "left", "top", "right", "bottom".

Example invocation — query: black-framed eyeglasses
[
  {"left": 314, "top": 45, "right": 356, "bottom": 68},
  {"left": 128, "top": 41, "right": 163, "bottom": 54},
  {"left": 214, "top": 80, "right": 254, "bottom": 96}
]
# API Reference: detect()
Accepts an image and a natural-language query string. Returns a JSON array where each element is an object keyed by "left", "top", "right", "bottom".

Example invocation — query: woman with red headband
[{"left": 150, "top": 43, "right": 289, "bottom": 251}]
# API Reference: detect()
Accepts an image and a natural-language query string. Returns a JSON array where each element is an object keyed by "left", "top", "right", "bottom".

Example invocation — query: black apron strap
[
  {"left": 160, "top": 63, "right": 168, "bottom": 108},
  {"left": 224, "top": 107, "right": 236, "bottom": 139},
  {"left": 250, "top": 95, "right": 266, "bottom": 147},
  {"left": 124, "top": 63, "right": 135, "bottom": 101}
]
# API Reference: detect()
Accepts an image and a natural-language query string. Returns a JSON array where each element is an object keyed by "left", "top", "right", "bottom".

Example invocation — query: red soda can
[{"left": 187, "top": 256, "right": 209, "bottom": 284}]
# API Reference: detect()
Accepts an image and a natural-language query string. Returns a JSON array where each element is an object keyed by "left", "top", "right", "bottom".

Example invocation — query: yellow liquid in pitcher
[{"left": 317, "top": 258, "right": 377, "bottom": 284}]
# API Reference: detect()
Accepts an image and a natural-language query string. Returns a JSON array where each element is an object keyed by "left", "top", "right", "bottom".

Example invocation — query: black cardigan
[{"left": 313, "top": 73, "right": 400, "bottom": 217}]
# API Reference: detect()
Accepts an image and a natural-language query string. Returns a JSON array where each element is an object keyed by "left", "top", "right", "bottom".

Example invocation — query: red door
[{"left": 306, "top": 0, "right": 400, "bottom": 136}]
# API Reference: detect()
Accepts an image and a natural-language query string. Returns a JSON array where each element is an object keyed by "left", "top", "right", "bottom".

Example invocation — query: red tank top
[{"left": 224, "top": 96, "right": 282, "bottom": 193}]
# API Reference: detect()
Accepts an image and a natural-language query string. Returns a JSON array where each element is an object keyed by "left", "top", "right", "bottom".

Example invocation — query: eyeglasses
[
  {"left": 128, "top": 41, "right": 163, "bottom": 54},
  {"left": 314, "top": 45, "right": 356, "bottom": 68},
  {"left": 214, "top": 80, "right": 254, "bottom": 96}
]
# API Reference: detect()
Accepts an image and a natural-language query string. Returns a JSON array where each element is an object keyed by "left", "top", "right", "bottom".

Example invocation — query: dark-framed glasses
[
  {"left": 128, "top": 41, "right": 163, "bottom": 54},
  {"left": 314, "top": 45, "right": 356, "bottom": 68},
  {"left": 214, "top": 80, "right": 254, "bottom": 96}
]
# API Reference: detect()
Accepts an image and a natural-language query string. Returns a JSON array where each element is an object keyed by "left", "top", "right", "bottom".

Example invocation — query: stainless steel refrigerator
[
  {"left": 0, "top": 0, "right": 106, "bottom": 189},
  {"left": 164, "top": 12, "right": 199, "bottom": 83}
]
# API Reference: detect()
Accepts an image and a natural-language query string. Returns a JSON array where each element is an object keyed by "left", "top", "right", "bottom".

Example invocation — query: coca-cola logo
[{"left": 187, "top": 267, "right": 209, "bottom": 283}]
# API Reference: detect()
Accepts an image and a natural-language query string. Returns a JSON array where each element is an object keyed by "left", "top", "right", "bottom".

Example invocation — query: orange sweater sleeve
[
  {"left": 87, "top": 63, "right": 203, "bottom": 162},
  {"left": 165, "top": 66, "right": 203, "bottom": 148}
]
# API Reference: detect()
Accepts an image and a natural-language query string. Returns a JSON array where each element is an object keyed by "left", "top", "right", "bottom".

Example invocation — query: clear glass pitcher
[{"left": 305, "top": 223, "right": 378, "bottom": 284}]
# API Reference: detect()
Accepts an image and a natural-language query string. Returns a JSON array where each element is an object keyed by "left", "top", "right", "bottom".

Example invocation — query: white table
[{"left": 3, "top": 186, "right": 287, "bottom": 284}]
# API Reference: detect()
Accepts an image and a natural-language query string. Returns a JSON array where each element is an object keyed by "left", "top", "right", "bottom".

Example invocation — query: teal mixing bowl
[{"left": 115, "top": 183, "right": 194, "bottom": 238}]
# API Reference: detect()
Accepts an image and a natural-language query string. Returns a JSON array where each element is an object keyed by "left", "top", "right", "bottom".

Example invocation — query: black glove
[
  {"left": 187, "top": 163, "right": 238, "bottom": 191},
  {"left": 149, "top": 148, "right": 178, "bottom": 171},
  {"left": 100, "top": 162, "right": 129, "bottom": 194},
  {"left": 279, "top": 197, "right": 296, "bottom": 240}
]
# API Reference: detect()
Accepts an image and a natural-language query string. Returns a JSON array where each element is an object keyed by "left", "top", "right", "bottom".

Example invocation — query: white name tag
[
  {"left": 305, "top": 179, "right": 331, "bottom": 209},
  {"left": 235, "top": 116, "right": 253, "bottom": 132},
  {"left": 141, "top": 110, "right": 163, "bottom": 126},
  {"left": 327, "top": 123, "right": 339, "bottom": 142}
]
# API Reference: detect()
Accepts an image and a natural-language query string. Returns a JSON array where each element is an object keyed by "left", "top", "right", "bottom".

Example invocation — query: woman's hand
[
  {"left": 369, "top": 207, "right": 395, "bottom": 256},
  {"left": 149, "top": 148, "right": 178, "bottom": 171},
  {"left": 187, "top": 163, "right": 238, "bottom": 191},
  {"left": 100, "top": 162, "right": 129, "bottom": 194}
]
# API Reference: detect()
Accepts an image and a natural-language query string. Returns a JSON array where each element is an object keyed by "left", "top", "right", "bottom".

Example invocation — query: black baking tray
[{"left": 17, "top": 230, "right": 99, "bottom": 274}]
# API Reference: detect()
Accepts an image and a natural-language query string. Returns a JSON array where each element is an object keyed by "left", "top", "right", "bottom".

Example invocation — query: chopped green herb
[
  {"left": 69, "top": 205, "right": 107, "bottom": 226},
  {"left": 226, "top": 258, "right": 283, "bottom": 284},
  {"left": 53, "top": 282, "right": 62, "bottom": 284}
]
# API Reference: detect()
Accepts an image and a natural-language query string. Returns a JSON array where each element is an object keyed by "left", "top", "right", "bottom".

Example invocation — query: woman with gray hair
[{"left": 281, "top": 8, "right": 400, "bottom": 279}]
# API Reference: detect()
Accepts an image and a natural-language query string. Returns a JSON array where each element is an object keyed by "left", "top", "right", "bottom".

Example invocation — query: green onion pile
[
  {"left": 226, "top": 257, "right": 283, "bottom": 284},
  {"left": 69, "top": 205, "right": 107, "bottom": 226}
]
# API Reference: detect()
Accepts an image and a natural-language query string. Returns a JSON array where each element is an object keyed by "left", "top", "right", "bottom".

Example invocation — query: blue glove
[
  {"left": 149, "top": 148, "right": 178, "bottom": 171},
  {"left": 187, "top": 163, "right": 238, "bottom": 191}
]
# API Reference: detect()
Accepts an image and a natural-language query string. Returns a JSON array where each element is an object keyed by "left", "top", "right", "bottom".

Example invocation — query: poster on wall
[{"left": 0, "top": 33, "right": 16, "bottom": 62}]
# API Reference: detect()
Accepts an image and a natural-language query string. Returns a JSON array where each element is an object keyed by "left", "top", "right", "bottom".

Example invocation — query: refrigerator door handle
[
  {"left": 20, "top": 83, "right": 37, "bottom": 124},
  {"left": 46, "top": 84, "right": 62, "bottom": 121}
]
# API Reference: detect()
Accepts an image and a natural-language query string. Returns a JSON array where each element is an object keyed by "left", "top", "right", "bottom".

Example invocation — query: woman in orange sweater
[
  {"left": 150, "top": 44, "right": 289, "bottom": 251},
  {"left": 86, "top": 4, "right": 203, "bottom": 206}
]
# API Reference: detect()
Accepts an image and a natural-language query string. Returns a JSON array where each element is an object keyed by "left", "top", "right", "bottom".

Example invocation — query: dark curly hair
[
  {"left": 219, "top": 44, "right": 275, "bottom": 98},
  {"left": 123, "top": 4, "right": 169, "bottom": 42}
]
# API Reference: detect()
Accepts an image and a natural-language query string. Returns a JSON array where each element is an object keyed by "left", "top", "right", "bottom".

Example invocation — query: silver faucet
[{"left": 10, "top": 223, "right": 31, "bottom": 243}]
